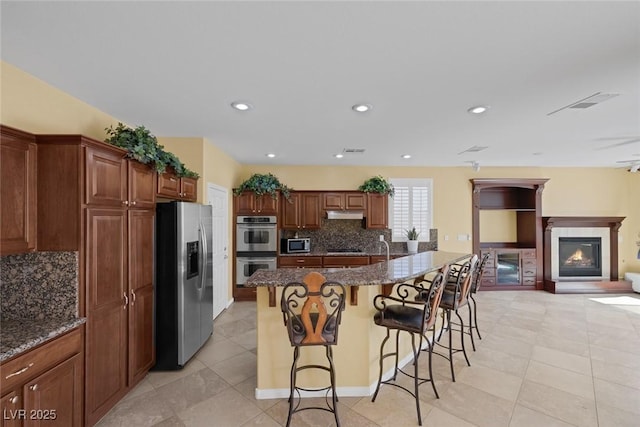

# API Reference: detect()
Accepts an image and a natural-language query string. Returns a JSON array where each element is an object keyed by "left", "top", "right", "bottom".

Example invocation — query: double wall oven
[{"left": 235, "top": 216, "right": 277, "bottom": 286}]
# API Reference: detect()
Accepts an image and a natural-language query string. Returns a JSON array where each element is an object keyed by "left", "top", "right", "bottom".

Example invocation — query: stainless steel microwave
[{"left": 281, "top": 238, "right": 311, "bottom": 254}]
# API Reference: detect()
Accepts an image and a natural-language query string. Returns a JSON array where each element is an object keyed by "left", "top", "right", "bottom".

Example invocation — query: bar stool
[
  {"left": 371, "top": 266, "right": 448, "bottom": 426},
  {"left": 280, "top": 272, "right": 346, "bottom": 427},
  {"left": 467, "top": 253, "right": 490, "bottom": 345},
  {"left": 435, "top": 255, "right": 477, "bottom": 381}
]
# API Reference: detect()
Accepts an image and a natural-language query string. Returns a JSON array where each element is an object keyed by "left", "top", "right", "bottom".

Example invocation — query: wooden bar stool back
[{"left": 280, "top": 272, "right": 346, "bottom": 427}]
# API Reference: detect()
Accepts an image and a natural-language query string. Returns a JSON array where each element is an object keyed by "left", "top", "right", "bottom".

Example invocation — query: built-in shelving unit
[{"left": 471, "top": 178, "right": 548, "bottom": 290}]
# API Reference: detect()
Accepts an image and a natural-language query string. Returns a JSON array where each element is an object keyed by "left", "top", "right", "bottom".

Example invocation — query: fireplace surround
[{"left": 543, "top": 216, "right": 632, "bottom": 293}]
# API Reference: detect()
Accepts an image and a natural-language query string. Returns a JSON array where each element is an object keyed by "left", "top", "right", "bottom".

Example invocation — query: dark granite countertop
[
  {"left": 246, "top": 250, "right": 470, "bottom": 287},
  {"left": 0, "top": 317, "right": 86, "bottom": 362}
]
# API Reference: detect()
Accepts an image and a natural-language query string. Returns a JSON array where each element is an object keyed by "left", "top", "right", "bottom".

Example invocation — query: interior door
[{"left": 208, "top": 183, "right": 229, "bottom": 319}]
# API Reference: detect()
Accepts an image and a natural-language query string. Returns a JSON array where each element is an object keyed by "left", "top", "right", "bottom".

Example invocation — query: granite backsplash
[
  {"left": 281, "top": 219, "right": 437, "bottom": 254},
  {"left": 0, "top": 251, "right": 78, "bottom": 320}
]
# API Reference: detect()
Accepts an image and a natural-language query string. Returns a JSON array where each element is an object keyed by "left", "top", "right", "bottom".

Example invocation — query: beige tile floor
[{"left": 96, "top": 290, "right": 640, "bottom": 426}]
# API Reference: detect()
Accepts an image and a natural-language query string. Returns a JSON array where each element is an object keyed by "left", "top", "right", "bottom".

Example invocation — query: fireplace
[{"left": 558, "top": 237, "right": 602, "bottom": 277}]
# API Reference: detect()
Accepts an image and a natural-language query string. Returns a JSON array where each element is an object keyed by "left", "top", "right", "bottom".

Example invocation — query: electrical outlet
[
  {"left": 457, "top": 234, "right": 467, "bottom": 241},
  {"left": 444, "top": 235, "right": 449, "bottom": 241},
  {"left": 379, "top": 235, "right": 385, "bottom": 242}
]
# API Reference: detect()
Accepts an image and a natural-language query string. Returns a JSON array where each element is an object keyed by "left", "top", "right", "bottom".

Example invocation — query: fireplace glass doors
[{"left": 558, "top": 237, "right": 602, "bottom": 277}]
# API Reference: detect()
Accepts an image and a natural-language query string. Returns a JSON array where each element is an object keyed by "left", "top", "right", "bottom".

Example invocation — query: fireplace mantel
[{"left": 542, "top": 216, "right": 630, "bottom": 293}]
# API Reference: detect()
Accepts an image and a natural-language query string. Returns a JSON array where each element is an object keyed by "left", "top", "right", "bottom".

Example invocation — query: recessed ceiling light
[
  {"left": 334, "top": 154, "right": 344, "bottom": 158},
  {"left": 401, "top": 154, "right": 412, "bottom": 159},
  {"left": 231, "top": 101, "right": 252, "bottom": 111},
  {"left": 467, "top": 105, "right": 489, "bottom": 114},
  {"left": 352, "top": 103, "right": 372, "bottom": 113},
  {"left": 266, "top": 153, "right": 276, "bottom": 158}
]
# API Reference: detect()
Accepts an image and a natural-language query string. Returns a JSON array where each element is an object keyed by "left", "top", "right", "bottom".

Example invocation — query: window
[{"left": 389, "top": 178, "right": 433, "bottom": 242}]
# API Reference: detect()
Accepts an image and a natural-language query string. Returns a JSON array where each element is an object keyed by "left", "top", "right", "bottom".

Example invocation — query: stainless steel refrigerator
[{"left": 154, "top": 201, "right": 213, "bottom": 370}]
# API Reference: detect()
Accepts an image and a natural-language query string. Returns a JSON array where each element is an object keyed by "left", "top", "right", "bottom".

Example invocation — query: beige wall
[{"left": 240, "top": 165, "right": 639, "bottom": 277}]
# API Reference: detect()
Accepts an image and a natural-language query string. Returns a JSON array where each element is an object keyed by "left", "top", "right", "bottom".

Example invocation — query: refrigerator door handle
[{"left": 198, "top": 222, "right": 207, "bottom": 293}]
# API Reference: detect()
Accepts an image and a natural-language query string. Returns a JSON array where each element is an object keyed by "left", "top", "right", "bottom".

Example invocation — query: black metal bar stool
[
  {"left": 280, "top": 272, "right": 346, "bottom": 427},
  {"left": 371, "top": 266, "right": 448, "bottom": 426},
  {"left": 434, "top": 254, "right": 478, "bottom": 381},
  {"left": 467, "top": 253, "right": 490, "bottom": 345}
]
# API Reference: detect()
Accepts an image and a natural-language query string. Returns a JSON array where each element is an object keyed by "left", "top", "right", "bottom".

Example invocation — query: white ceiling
[{"left": 2, "top": 1, "right": 639, "bottom": 168}]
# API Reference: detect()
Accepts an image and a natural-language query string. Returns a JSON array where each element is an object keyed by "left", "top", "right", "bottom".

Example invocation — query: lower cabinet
[
  {"left": 0, "top": 328, "right": 83, "bottom": 427},
  {"left": 481, "top": 248, "right": 536, "bottom": 288}
]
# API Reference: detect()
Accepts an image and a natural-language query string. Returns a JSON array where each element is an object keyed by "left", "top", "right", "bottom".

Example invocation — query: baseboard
[{"left": 545, "top": 279, "right": 633, "bottom": 294}]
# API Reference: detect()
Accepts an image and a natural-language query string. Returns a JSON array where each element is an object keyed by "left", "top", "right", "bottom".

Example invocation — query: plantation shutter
[{"left": 389, "top": 179, "right": 433, "bottom": 242}]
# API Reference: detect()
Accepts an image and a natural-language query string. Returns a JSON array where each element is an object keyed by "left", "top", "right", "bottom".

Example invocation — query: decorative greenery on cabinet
[
  {"left": 104, "top": 122, "right": 199, "bottom": 178},
  {"left": 358, "top": 175, "right": 394, "bottom": 196},
  {"left": 234, "top": 173, "right": 292, "bottom": 201}
]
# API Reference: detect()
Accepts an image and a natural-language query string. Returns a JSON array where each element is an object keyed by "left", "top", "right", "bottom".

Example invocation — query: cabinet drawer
[
  {"left": 322, "top": 256, "right": 369, "bottom": 268},
  {"left": 522, "top": 277, "right": 536, "bottom": 285},
  {"left": 481, "top": 268, "right": 495, "bottom": 277},
  {"left": 522, "top": 267, "right": 537, "bottom": 277},
  {"left": 481, "top": 277, "right": 496, "bottom": 286},
  {"left": 1, "top": 328, "right": 82, "bottom": 395},
  {"left": 278, "top": 256, "right": 323, "bottom": 268},
  {"left": 522, "top": 258, "right": 536, "bottom": 268},
  {"left": 521, "top": 249, "right": 536, "bottom": 258}
]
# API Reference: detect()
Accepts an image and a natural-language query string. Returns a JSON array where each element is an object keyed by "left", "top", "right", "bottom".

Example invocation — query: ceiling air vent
[
  {"left": 547, "top": 92, "right": 619, "bottom": 116},
  {"left": 458, "top": 145, "right": 488, "bottom": 155},
  {"left": 343, "top": 148, "right": 366, "bottom": 153}
]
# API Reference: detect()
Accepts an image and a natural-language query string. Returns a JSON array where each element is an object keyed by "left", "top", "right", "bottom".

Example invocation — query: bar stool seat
[{"left": 280, "top": 272, "right": 346, "bottom": 427}]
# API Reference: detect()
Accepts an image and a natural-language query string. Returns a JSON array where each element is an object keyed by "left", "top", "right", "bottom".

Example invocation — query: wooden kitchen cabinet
[
  {"left": 157, "top": 170, "right": 198, "bottom": 202},
  {"left": 480, "top": 248, "right": 536, "bottom": 289},
  {"left": 234, "top": 191, "right": 279, "bottom": 215},
  {"left": 365, "top": 193, "right": 388, "bottom": 229},
  {"left": 280, "top": 192, "right": 321, "bottom": 230},
  {"left": 322, "top": 256, "right": 370, "bottom": 268},
  {"left": 0, "top": 327, "right": 83, "bottom": 427},
  {"left": 0, "top": 125, "right": 37, "bottom": 255},
  {"left": 278, "top": 256, "right": 323, "bottom": 268},
  {"left": 322, "top": 192, "right": 366, "bottom": 211},
  {"left": 36, "top": 134, "right": 156, "bottom": 425}
]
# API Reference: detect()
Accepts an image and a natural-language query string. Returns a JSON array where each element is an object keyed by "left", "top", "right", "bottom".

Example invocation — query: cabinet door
[
  {"left": 280, "top": 193, "right": 301, "bottom": 229},
  {"left": 1, "top": 390, "right": 22, "bottom": 427},
  {"left": 495, "top": 251, "right": 521, "bottom": 285},
  {"left": 85, "top": 208, "right": 128, "bottom": 422},
  {"left": 257, "top": 195, "right": 278, "bottom": 214},
  {"left": 85, "top": 146, "right": 127, "bottom": 206},
  {"left": 0, "top": 136, "right": 37, "bottom": 255},
  {"left": 322, "top": 192, "right": 344, "bottom": 210},
  {"left": 344, "top": 192, "right": 366, "bottom": 211},
  {"left": 157, "top": 171, "right": 180, "bottom": 198},
  {"left": 366, "top": 194, "right": 388, "bottom": 229},
  {"left": 128, "top": 210, "right": 155, "bottom": 385},
  {"left": 180, "top": 177, "right": 198, "bottom": 201},
  {"left": 127, "top": 161, "right": 156, "bottom": 209},
  {"left": 234, "top": 192, "right": 257, "bottom": 214},
  {"left": 300, "top": 193, "right": 321, "bottom": 229},
  {"left": 322, "top": 256, "right": 369, "bottom": 268},
  {"left": 23, "top": 355, "right": 83, "bottom": 427}
]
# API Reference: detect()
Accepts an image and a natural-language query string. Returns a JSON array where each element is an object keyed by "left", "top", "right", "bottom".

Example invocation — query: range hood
[{"left": 326, "top": 210, "right": 364, "bottom": 220}]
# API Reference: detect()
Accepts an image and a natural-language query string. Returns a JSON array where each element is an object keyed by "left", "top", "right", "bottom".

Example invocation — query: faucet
[{"left": 379, "top": 235, "right": 390, "bottom": 262}]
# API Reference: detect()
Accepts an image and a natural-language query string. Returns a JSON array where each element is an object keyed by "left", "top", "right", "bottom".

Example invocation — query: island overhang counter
[{"left": 245, "top": 250, "right": 470, "bottom": 399}]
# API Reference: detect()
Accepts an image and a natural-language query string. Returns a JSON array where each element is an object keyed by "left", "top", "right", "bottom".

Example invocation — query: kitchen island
[{"left": 245, "top": 250, "right": 470, "bottom": 399}]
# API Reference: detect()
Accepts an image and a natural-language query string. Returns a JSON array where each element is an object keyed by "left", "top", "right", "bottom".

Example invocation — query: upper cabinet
[
  {"left": 157, "top": 169, "right": 197, "bottom": 202},
  {"left": 234, "top": 191, "right": 279, "bottom": 215},
  {"left": 85, "top": 145, "right": 128, "bottom": 206},
  {"left": 280, "top": 192, "right": 321, "bottom": 230},
  {"left": 0, "top": 125, "right": 37, "bottom": 255},
  {"left": 365, "top": 193, "right": 388, "bottom": 229},
  {"left": 322, "top": 192, "right": 366, "bottom": 211}
]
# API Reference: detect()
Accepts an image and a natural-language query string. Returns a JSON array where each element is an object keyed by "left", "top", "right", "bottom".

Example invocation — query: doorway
[{"left": 207, "top": 183, "right": 229, "bottom": 319}]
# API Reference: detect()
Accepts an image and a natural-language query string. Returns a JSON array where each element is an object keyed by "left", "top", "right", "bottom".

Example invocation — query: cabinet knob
[
  {"left": 131, "top": 290, "right": 136, "bottom": 305},
  {"left": 123, "top": 292, "right": 129, "bottom": 308},
  {"left": 9, "top": 396, "right": 19, "bottom": 404},
  {"left": 29, "top": 384, "right": 38, "bottom": 391},
  {"left": 122, "top": 200, "right": 129, "bottom": 206},
  {"left": 131, "top": 201, "right": 137, "bottom": 206},
  {"left": 170, "top": 177, "right": 177, "bottom": 182}
]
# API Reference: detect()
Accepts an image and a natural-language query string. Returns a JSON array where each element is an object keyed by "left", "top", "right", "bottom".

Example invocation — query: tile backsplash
[
  {"left": 281, "top": 219, "right": 438, "bottom": 253},
  {"left": 0, "top": 251, "right": 78, "bottom": 320}
]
